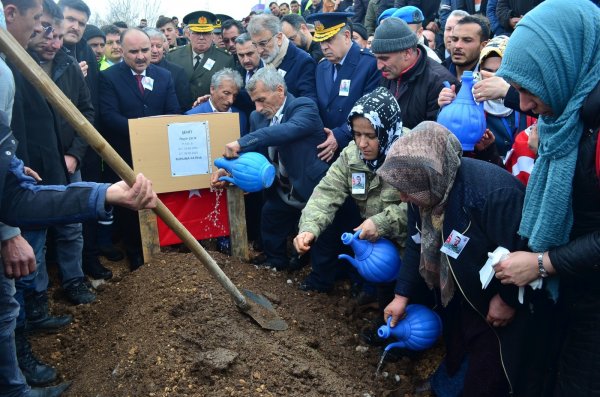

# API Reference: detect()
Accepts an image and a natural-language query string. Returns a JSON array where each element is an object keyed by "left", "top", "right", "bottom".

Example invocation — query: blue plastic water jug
[
  {"left": 378, "top": 304, "right": 442, "bottom": 351},
  {"left": 338, "top": 230, "right": 401, "bottom": 283},
  {"left": 437, "top": 71, "right": 486, "bottom": 151},
  {"left": 213, "top": 152, "right": 276, "bottom": 193}
]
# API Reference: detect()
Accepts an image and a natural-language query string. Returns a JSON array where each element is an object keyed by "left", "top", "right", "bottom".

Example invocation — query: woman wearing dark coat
[
  {"left": 493, "top": 0, "right": 600, "bottom": 394},
  {"left": 378, "top": 122, "right": 551, "bottom": 396}
]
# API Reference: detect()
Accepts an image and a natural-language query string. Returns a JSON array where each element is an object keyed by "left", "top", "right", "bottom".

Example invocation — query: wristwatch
[{"left": 537, "top": 252, "right": 548, "bottom": 278}]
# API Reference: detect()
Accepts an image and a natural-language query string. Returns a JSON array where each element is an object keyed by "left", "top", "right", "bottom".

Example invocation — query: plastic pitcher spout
[
  {"left": 218, "top": 176, "right": 235, "bottom": 184},
  {"left": 338, "top": 253, "right": 359, "bottom": 269},
  {"left": 383, "top": 341, "right": 407, "bottom": 352},
  {"left": 378, "top": 316, "right": 409, "bottom": 340}
]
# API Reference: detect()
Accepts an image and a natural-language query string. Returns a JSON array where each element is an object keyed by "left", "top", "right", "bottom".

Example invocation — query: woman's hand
[
  {"left": 495, "top": 251, "right": 545, "bottom": 286},
  {"left": 354, "top": 219, "right": 379, "bottom": 242},
  {"left": 473, "top": 71, "right": 510, "bottom": 102},
  {"left": 384, "top": 295, "right": 409, "bottom": 327},
  {"left": 486, "top": 293, "right": 516, "bottom": 327},
  {"left": 293, "top": 231, "right": 315, "bottom": 255},
  {"left": 474, "top": 129, "right": 495, "bottom": 152}
]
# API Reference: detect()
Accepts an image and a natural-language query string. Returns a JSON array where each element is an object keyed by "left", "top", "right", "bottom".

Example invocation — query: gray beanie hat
[{"left": 371, "top": 17, "right": 418, "bottom": 54}]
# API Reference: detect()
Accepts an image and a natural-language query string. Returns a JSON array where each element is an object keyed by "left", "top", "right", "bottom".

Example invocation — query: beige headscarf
[{"left": 377, "top": 121, "right": 463, "bottom": 306}]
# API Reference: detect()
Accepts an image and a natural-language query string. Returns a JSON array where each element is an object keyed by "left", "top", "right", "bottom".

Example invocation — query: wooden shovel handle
[{"left": 0, "top": 28, "right": 249, "bottom": 310}]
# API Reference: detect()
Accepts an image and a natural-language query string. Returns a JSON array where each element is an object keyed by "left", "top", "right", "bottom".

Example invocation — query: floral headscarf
[{"left": 347, "top": 87, "right": 403, "bottom": 170}]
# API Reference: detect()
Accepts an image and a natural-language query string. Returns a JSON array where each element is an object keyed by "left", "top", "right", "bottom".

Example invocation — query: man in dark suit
[
  {"left": 146, "top": 27, "right": 193, "bottom": 111},
  {"left": 233, "top": 33, "right": 264, "bottom": 116},
  {"left": 246, "top": 14, "right": 317, "bottom": 102},
  {"left": 306, "top": 12, "right": 380, "bottom": 162},
  {"left": 99, "top": 28, "right": 180, "bottom": 269},
  {"left": 167, "top": 11, "right": 235, "bottom": 100},
  {"left": 215, "top": 68, "right": 328, "bottom": 270}
]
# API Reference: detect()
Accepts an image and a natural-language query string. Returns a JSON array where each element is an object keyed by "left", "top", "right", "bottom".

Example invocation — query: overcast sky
[{"left": 94, "top": 0, "right": 265, "bottom": 23}]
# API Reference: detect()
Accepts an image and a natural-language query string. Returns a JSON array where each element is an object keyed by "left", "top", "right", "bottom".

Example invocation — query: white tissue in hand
[{"left": 480, "top": 246, "right": 510, "bottom": 289}]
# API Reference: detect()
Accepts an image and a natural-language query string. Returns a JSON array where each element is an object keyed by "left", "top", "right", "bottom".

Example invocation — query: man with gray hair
[
  {"left": 145, "top": 27, "right": 192, "bottom": 111},
  {"left": 372, "top": 17, "right": 456, "bottom": 128},
  {"left": 186, "top": 68, "right": 248, "bottom": 135},
  {"left": 246, "top": 14, "right": 316, "bottom": 102},
  {"left": 213, "top": 67, "right": 327, "bottom": 271}
]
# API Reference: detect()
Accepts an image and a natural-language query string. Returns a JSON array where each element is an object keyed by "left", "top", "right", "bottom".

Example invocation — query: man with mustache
[
  {"left": 448, "top": 15, "right": 489, "bottom": 79},
  {"left": 247, "top": 14, "right": 316, "bottom": 102},
  {"left": 372, "top": 17, "right": 456, "bottom": 128},
  {"left": 98, "top": 24, "right": 122, "bottom": 70},
  {"left": 99, "top": 28, "right": 180, "bottom": 270},
  {"left": 167, "top": 11, "right": 235, "bottom": 99},
  {"left": 281, "top": 13, "right": 323, "bottom": 62}
]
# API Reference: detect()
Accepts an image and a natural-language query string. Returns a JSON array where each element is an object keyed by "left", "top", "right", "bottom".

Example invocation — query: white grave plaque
[{"left": 167, "top": 121, "right": 211, "bottom": 177}]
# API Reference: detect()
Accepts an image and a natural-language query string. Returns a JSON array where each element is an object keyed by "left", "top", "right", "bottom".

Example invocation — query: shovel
[{"left": 0, "top": 28, "right": 287, "bottom": 331}]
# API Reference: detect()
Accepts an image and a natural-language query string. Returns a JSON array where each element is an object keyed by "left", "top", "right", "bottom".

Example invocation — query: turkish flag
[{"left": 156, "top": 188, "right": 230, "bottom": 246}]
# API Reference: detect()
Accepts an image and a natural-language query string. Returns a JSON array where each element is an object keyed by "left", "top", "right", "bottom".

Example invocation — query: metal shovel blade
[{"left": 240, "top": 289, "right": 288, "bottom": 331}]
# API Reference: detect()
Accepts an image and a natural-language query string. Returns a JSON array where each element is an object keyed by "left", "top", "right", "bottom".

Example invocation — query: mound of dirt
[{"left": 33, "top": 250, "right": 442, "bottom": 396}]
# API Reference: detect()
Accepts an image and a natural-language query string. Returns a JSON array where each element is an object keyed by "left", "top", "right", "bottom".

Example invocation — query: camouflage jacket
[{"left": 299, "top": 142, "right": 407, "bottom": 246}]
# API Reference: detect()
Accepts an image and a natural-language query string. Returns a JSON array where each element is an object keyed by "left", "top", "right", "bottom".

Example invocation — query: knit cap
[
  {"left": 83, "top": 25, "right": 105, "bottom": 42},
  {"left": 371, "top": 17, "right": 418, "bottom": 54}
]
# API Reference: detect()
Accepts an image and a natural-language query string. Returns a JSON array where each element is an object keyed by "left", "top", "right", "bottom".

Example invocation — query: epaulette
[
  {"left": 169, "top": 45, "right": 184, "bottom": 53},
  {"left": 360, "top": 48, "right": 375, "bottom": 57}
]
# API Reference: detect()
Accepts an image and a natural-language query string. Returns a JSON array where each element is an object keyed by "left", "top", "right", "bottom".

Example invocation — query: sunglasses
[{"left": 42, "top": 25, "right": 54, "bottom": 39}]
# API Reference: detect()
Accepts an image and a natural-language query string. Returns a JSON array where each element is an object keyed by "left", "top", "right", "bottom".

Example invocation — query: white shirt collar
[
  {"left": 208, "top": 98, "right": 232, "bottom": 113},
  {"left": 271, "top": 96, "right": 287, "bottom": 124},
  {"left": 130, "top": 68, "right": 147, "bottom": 76}
]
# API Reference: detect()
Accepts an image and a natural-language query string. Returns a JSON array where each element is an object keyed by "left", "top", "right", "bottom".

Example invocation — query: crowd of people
[{"left": 0, "top": 0, "right": 599, "bottom": 395}]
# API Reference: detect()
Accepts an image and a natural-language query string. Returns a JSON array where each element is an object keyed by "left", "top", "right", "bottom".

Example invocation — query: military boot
[
  {"left": 25, "top": 292, "right": 72, "bottom": 333},
  {"left": 15, "top": 327, "right": 57, "bottom": 386}
]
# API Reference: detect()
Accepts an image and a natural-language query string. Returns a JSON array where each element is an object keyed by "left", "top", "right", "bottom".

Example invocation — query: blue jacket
[
  {"left": 99, "top": 62, "right": 181, "bottom": 168},
  {"left": 0, "top": 123, "right": 111, "bottom": 228},
  {"left": 185, "top": 101, "right": 249, "bottom": 136},
  {"left": 316, "top": 43, "right": 380, "bottom": 148},
  {"left": 238, "top": 93, "right": 328, "bottom": 202},
  {"left": 278, "top": 42, "right": 318, "bottom": 103}
]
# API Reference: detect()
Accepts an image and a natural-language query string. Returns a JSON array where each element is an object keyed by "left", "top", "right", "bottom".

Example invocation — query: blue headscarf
[{"left": 496, "top": 0, "right": 600, "bottom": 252}]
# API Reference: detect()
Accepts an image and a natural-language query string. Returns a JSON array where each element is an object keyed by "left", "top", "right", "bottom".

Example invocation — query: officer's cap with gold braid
[
  {"left": 183, "top": 11, "right": 217, "bottom": 33},
  {"left": 305, "top": 12, "right": 354, "bottom": 42},
  {"left": 214, "top": 14, "right": 234, "bottom": 34}
]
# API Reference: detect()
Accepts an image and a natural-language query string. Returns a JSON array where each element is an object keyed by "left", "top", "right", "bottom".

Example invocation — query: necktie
[
  {"left": 333, "top": 63, "right": 341, "bottom": 82},
  {"left": 193, "top": 54, "right": 201, "bottom": 70},
  {"left": 135, "top": 74, "right": 144, "bottom": 96}
]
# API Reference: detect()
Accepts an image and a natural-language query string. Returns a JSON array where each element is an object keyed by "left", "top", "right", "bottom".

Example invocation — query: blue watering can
[
  {"left": 378, "top": 304, "right": 442, "bottom": 351},
  {"left": 213, "top": 152, "right": 276, "bottom": 193},
  {"left": 437, "top": 71, "right": 486, "bottom": 151},
  {"left": 338, "top": 230, "right": 401, "bottom": 283}
]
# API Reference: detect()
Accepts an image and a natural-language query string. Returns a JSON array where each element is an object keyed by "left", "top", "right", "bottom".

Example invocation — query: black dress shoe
[
  {"left": 98, "top": 244, "right": 124, "bottom": 262},
  {"left": 28, "top": 381, "right": 72, "bottom": 397},
  {"left": 128, "top": 253, "right": 144, "bottom": 271},
  {"left": 82, "top": 257, "right": 113, "bottom": 280}
]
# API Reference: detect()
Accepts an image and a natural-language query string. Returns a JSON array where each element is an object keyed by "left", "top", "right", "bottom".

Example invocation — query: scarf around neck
[
  {"left": 377, "top": 121, "right": 463, "bottom": 306},
  {"left": 496, "top": 0, "right": 600, "bottom": 252},
  {"left": 347, "top": 87, "right": 403, "bottom": 170}
]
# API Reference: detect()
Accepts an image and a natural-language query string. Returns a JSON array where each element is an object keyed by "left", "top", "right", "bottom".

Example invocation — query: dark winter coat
[
  {"left": 548, "top": 80, "right": 600, "bottom": 395},
  {"left": 380, "top": 45, "right": 458, "bottom": 129},
  {"left": 51, "top": 48, "right": 94, "bottom": 168},
  {"left": 496, "top": 0, "right": 545, "bottom": 32},
  {"left": 396, "top": 158, "right": 551, "bottom": 395}
]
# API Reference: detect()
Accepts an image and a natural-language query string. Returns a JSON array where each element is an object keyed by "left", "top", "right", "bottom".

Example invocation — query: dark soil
[{"left": 33, "top": 249, "right": 442, "bottom": 396}]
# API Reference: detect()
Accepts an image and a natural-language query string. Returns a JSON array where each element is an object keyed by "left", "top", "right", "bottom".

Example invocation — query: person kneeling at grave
[{"left": 293, "top": 87, "right": 407, "bottom": 305}]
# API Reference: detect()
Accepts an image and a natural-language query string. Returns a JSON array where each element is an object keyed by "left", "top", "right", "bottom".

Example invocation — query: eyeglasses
[
  {"left": 42, "top": 25, "right": 54, "bottom": 39},
  {"left": 252, "top": 35, "right": 275, "bottom": 49},
  {"left": 222, "top": 36, "right": 238, "bottom": 44}
]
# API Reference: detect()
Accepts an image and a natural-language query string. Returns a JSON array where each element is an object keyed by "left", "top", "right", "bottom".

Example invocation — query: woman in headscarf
[
  {"left": 378, "top": 121, "right": 551, "bottom": 396},
  {"left": 491, "top": 0, "right": 600, "bottom": 394},
  {"left": 294, "top": 87, "right": 407, "bottom": 293}
]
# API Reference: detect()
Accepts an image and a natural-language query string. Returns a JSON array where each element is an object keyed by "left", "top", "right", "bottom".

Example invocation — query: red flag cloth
[
  {"left": 157, "top": 189, "right": 230, "bottom": 246},
  {"left": 505, "top": 126, "right": 537, "bottom": 186}
]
